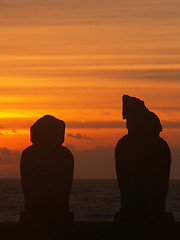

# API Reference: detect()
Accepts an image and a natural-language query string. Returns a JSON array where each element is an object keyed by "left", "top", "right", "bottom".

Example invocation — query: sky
[{"left": 0, "top": 0, "right": 180, "bottom": 178}]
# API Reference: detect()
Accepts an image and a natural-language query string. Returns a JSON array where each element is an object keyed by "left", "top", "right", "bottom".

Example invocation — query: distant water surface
[{"left": 0, "top": 179, "right": 180, "bottom": 222}]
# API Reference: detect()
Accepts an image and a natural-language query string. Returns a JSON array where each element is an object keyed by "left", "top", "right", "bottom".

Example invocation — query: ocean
[{"left": 0, "top": 179, "right": 180, "bottom": 222}]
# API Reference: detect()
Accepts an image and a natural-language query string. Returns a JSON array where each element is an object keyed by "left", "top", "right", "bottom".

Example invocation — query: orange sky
[{"left": 0, "top": 0, "right": 180, "bottom": 178}]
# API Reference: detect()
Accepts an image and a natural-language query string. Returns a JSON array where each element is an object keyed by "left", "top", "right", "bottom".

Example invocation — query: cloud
[
  {"left": 67, "top": 119, "right": 180, "bottom": 131},
  {"left": 69, "top": 146, "right": 116, "bottom": 179},
  {"left": 67, "top": 145, "right": 180, "bottom": 179},
  {"left": 68, "top": 133, "right": 94, "bottom": 140},
  {"left": 0, "top": 148, "right": 21, "bottom": 164},
  {"left": 0, "top": 145, "right": 180, "bottom": 179},
  {"left": 0, "top": 0, "right": 122, "bottom": 27},
  {"left": 1, "top": 62, "right": 179, "bottom": 82},
  {"left": 162, "top": 120, "right": 180, "bottom": 129},
  {"left": 0, "top": 145, "right": 116, "bottom": 179},
  {"left": 1, "top": 0, "right": 179, "bottom": 27},
  {"left": 153, "top": 107, "right": 180, "bottom": 111},
  {"left": 67, "top": 121, "right": 126, "bottom": 129},
  {"left": 1, "top": 119, "right": 180, "bottom": 135}
]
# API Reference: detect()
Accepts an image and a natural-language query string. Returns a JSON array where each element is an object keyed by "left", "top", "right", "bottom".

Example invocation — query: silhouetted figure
[
  {"left": 114, "top": 95, "right": 175, "bottom": 238},
  {"left": 19, "top": 115, "right": 74, "bottom": 238}
]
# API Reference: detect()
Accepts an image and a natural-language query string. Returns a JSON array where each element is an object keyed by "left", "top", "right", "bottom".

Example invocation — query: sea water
[{"left": 0, "top": 179, "right": 180, "bottom": 222}]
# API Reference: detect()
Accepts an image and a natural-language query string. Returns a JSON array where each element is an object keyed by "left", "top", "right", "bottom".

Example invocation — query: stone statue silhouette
[
  {"left": 114, "top": 95, "right": 174, "bottom": 228},
  {"left": 20, "top": 115, "right": 74, "bottom": 233}
]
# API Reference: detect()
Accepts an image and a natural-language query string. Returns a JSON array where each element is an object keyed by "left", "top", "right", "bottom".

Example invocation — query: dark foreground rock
[{"left": 0, "top": 222, "right": 180, "bottom": 240}]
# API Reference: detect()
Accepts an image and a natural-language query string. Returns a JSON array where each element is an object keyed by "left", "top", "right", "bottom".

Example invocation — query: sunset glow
[{"left": 0, "top": 0, "right": 180, "bottom": 178}]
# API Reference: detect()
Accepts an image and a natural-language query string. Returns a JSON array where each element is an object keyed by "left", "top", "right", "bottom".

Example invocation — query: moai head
[
  {"left": 30, "top": 115, "right": 65, "bottom": 146},
  {"left": 122, "top": 95, "right": 162, "bottom": 136}
]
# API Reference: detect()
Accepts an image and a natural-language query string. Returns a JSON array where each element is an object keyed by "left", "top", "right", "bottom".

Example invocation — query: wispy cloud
[
  {"left": 1, "top": 0, "right": 179, "bottom": 26},
  {"left": 67, "top": 120, "right": 180, "bottom": 129},
  {"left": 68, "top": 133, "right": 94, "bottom": 140},
  {"left": 0, "top": 119, "right": 180, "bottom": 131},
  {"left": 162, "top": 120, "right": 180, "bottom": 129},
  {"left": 0, "top": 61, "right": 179, "bottom": 82},
  {"left": 67, "top": 121, "right": 126, "bottom": 129}
]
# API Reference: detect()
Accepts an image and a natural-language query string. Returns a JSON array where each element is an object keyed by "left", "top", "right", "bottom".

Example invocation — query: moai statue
[
  {"left": 20, "top": 115, "right": 74, "bottom": 232},
  {"left": 114, "top": 95, "right": 174, "bottom": 229}
]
